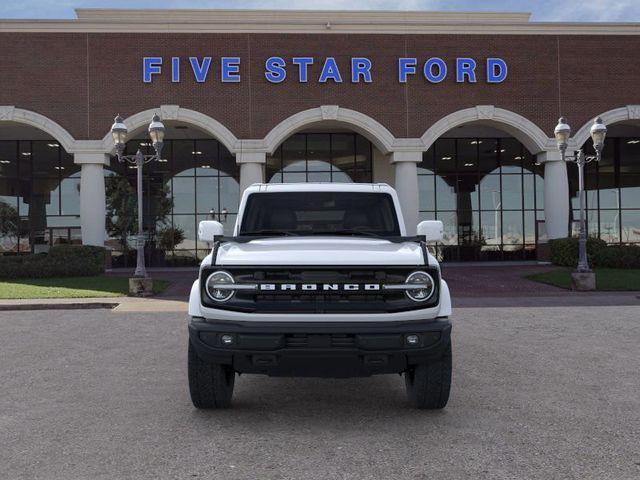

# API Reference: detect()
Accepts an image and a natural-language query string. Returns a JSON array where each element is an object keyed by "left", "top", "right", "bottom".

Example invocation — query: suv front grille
[{"left": 201, "top": 266, "right": 439, "bottom": 313}]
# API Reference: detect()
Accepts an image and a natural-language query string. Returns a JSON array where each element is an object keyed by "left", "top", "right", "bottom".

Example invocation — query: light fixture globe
[
  {"left": 148, "top": 113, "right": 165, "bottom": 151},
  {"left": 554, "top": 117, "right": 571, "bottom": 152},
  {"left": 590, "top": 116, "right": 607, "bottom": 153},
  {"left": 110, "top": 115, "right": 128, "bottom": 151}
]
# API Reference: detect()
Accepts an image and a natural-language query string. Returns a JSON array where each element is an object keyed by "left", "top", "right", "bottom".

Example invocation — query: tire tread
[
  {"left": 188, "top": 341, "right": 235, "bottom": 409},
  {"left": 405, "top": 341, "right": 452, "bottom": 409}
]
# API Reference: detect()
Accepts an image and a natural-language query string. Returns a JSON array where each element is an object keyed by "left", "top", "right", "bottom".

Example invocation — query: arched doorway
[{"left": 106, "top": 121, "right": 239, "bottom": 267}]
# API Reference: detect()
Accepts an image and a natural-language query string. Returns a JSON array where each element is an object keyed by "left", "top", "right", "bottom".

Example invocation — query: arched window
[
  {"left": 418, "top": 137, "right": 544, "bottom": 261},
  {"left": 266, "top": 133, "right": 373, "bottom": 184},
  {"left": 107, "top": 138, "right": 239, "bottom": 267},
  {"left": 569, "top": 135, "right": 640, "bottom": 244}
]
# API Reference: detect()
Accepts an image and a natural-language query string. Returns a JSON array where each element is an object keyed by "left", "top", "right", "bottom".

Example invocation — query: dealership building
[{"left": 1, "top": 9, "right": 640, "bottom": 265}]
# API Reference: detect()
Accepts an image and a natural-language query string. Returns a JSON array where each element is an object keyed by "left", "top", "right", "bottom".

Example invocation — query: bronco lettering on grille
[{"left": 258, "top": 283, "right": 381, "bottom": 292}]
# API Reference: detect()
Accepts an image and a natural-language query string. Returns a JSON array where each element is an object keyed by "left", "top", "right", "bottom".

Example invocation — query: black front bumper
[{"left": 189, "top": 317, "right": 452, "bottom": 378}]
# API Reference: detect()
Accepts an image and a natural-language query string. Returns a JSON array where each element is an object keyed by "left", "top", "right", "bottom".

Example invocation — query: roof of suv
[{"left": 245, "top": 183, "right": 394, "bottom": 194}]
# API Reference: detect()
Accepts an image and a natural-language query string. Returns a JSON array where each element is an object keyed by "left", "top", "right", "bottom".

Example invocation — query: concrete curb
[{"left": 0, "top": 302, "right": 119, "bottom": 312}]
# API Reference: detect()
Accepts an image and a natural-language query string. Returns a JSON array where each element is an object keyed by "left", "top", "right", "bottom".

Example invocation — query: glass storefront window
[
  {"left": 307, "top": 134, "right": 331, "bottom": 171},
  {"left": 567, "top": 136, "right": 640, "bottom": 245},
  {"left": 105, "top": 138, "right": 240, "bottom": 267},
  {"left": 621, "top": 210, "right": 640, "bottom": 243},
  {"left": 0, "top": 140, "right": 79, "bottom": 254},
  {"left": 266, "top": 132, "right": 373, "bottom": 184},
  {"left": 420, "top": 136, "right": 545, "bottom": 260},
  {"left": 501, "top": 175, "right": 523, "bottom": 211}
]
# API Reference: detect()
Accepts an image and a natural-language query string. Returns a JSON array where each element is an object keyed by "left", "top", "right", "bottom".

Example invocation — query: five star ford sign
[{"left": 143, "top": 56, "right": 508, "bottom": 84}]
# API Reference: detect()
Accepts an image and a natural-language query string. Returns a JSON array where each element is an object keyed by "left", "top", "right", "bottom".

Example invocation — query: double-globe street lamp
[
  {"left": 110, "top": 114, "right": 166, "bottom": 281},
  {"left": 553, "top": 116, "right": 607, "bottom": 283}
]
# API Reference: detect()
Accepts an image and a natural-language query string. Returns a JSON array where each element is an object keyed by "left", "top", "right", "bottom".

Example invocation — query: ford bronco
[{"left": 188, "top": 183, "right": 452, "bottom": 409}]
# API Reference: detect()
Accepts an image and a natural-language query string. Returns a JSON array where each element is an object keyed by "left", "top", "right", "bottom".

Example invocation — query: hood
[{"left": 215, "top": 237, "right": 430, "bottom": 266}]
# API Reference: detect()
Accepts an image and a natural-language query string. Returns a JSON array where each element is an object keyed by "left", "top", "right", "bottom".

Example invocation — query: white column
[
  {"left": 391, "top": 151, "right": 422, "bottom": 235},
  {"left": 538, "top": 151, "right": 569, "bottom": 239},
  {"left": 75, "top": 152, "right": 109, "bottom": 246},
  {"left": 237, "top": 151, "right": 266, "bottom": 194}
]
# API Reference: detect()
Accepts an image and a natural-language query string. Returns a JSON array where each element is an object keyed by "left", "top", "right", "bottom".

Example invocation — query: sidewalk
[
  {"left": 1, "top": 264, "right": 638, "bottom": 312},
  {"left": 0, "top": 296, "right": 188, "bottom": 313}
]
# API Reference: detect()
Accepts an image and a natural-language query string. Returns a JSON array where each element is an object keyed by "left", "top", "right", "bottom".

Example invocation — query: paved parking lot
[{"left": 1, "top": 306, "right": 639, "bottom": 480}]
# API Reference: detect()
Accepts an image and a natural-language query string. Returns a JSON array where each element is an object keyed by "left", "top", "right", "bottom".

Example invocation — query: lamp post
[
  {"left": 553, "top": 116, "right": 607, "bottom": 285},
  {"left": 110, "top": 114, "right": 165, "bottom": 281}
]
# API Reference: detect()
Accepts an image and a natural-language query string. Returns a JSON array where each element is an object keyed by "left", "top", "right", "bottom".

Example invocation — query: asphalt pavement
[{"left": 1, "top": 306, "right": 639, "bottom": 480}]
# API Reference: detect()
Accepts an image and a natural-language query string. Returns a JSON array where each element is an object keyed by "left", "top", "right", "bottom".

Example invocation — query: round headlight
[
  {"left": 205, "top": 271, "right": 235, "bottom": 302},
  {"left": 405, "top": 271, "right": 435, "bottom": 302}
]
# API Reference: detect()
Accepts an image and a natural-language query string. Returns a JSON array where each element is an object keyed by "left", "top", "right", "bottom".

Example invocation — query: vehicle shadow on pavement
[{"left": 187, "top": 375, "right": 451, "bottom": 420}]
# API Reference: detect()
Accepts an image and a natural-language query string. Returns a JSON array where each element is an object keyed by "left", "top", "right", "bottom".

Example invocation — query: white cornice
[
  {"left": 0, "top": 9, "right": 639, "bottom": 35},
  {"left": 73, "top": 9, "right": 532, "bottom": 24}
]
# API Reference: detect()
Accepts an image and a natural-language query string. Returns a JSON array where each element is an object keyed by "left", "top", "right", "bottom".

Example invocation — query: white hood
[{"left": 215, "top": 237, "right": 429, "bottom": 266}]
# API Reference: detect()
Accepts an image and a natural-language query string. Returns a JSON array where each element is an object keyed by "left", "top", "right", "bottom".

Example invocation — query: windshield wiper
[
  {"left": 314, "top": 229, "right": 385, "bottom": 239},
  {"left": 240, "top": 229, "right": 300, "bottom": 237}
]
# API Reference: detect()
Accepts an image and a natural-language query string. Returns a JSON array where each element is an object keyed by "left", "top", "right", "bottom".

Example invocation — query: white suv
[{"left": 188, "top": 183, "right": 452, "bottom": 409}]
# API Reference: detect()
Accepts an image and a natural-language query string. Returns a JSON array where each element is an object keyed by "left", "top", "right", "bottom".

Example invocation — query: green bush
[
  {"left": 549, "top": 237, "right": 607, "bottom": 267},
  {"left": 0, "top": 245, "right": 106, "bottom": 279},
  {"left": 593, "top": 245, "right": 640, "bottom": 269},
  {"left": 550, "top": 237, "right": 640, "bottom": 269}
]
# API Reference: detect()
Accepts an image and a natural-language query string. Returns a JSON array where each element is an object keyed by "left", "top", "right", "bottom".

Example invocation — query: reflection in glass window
[
  {"left": 419, "top": 136, "right": 544, "bottom": 260},
  {"left": 501, "top": 175, "right": 523, "bottom": 210},
  {"left": 621, "top": 210, "right": 640, "bottom": 243},
  {"left": 107, "top": 138, "right": 240, "bottom": 266},
  {"left": 599, "top": 210, "right": 620, "bottom": 243},
  {"left": 266, "top": 133, "right": 373, "bottom": 184},
  {"left": 568, "top": 136, "right": 640, "bottom": 245},
  {"left": 418, "top": 174, "right": 435, "bottom": 211},
  {"left": 0, "top": 140, "right": 78, "bottom": 253}
]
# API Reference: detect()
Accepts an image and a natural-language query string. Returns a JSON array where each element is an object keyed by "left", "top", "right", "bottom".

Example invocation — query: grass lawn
[
  {"left": 527, "top": 268, "right": 640, "bottom": 291},
  {"left": 0, "top": 276, "right": 170, "bottom": 299}
]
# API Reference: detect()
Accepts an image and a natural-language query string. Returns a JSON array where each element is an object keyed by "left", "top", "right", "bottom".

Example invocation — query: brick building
[{"left": 1, "top": 9, "right": 639, "bottom": 264}]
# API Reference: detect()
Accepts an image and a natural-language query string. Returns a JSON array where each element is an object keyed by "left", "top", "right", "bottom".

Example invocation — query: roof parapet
[{"left": 74, "top": 9, "right": 532, "bottom": 24}]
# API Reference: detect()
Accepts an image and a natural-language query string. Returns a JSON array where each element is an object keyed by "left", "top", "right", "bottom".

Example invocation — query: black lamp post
[
  {"left": 110, "top": 114, "right": 166, "bottom": 278},
  {"left": 554, "top": 116, "right": 607, "bottom": 277}
]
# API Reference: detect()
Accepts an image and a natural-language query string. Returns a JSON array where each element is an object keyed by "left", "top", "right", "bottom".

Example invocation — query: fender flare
[
  {"left": 438, "top": 279, "right": 452, "bottom": 317},
  {"left": 188, "top": 279, "right": 202, "bottom": 317}
]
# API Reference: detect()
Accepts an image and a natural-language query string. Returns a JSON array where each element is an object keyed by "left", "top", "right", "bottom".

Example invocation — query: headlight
[
  {"left": 205, "top": 271, "right": 235, "bottom": 302},
  {"left": 405, "top": 271, "right": 435, "bottom": 302}
]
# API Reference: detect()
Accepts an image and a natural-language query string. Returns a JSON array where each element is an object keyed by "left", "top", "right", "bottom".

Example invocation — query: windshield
[{"left": 239, "top": 191, "right": 401, "bottom": 237}]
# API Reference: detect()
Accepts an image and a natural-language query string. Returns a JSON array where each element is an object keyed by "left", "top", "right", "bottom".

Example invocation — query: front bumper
[{"left": 189, "top": 317, "right": 452, "bottom": 378}]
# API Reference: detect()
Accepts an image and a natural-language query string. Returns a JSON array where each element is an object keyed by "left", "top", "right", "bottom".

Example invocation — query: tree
[
  {"left": 0, "top": 201, "right": 21, "bottom": 250},
  {"left": 105, "top": 175, "right": 172, "bottom": 252}
]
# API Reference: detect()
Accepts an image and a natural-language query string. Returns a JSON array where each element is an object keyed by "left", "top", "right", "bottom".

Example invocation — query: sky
[{"left": 1, "top": 0, "right": 640, "bottom": 22}]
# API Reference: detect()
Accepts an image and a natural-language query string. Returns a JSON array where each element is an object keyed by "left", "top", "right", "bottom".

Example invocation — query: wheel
[
  {"left": 404, "top": 341, "right": 452, "bottom": 409},
  {"left": 188, "top": 340, "right": 235, "bottom": 409}
]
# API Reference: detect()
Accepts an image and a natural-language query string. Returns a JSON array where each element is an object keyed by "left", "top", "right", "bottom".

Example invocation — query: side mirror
[
  {"left": 198, "top": 220, "right": 224, "bottom": 243},
  {"left": 417, "top": 220, "right": 444, "bottom": 242}
]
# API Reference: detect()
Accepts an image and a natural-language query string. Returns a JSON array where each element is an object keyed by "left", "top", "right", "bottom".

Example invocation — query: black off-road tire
[
  {"left": 404, "top": 341, "right": 452, "bottom": 409},
  {"left": 188, "top": 340, "right": 235, "bottom": 409}
]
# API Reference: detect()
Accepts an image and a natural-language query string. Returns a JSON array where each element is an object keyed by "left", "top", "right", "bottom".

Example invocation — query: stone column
[
  {"left": 538, "top": 151, "right": 569, "bottom": 239},
  {"left": 237, "top": 151, "right": 266, "bottom": 194},
  {"left": 391, "top": 151, "right": 422, "bottom": 235},
  {"left": 75, "top": 152, "right": 110, "bottom": 246}
]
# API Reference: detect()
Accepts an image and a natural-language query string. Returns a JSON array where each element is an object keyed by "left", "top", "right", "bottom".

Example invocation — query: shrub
[
  {"left": 550, "top": 237, "right": 640, "bottom": 269},
  {"left": 157, "top": 226, "right": 185, "bottom": 252},
  {"left": 593, "top": 245, "right": 640, "bottom": 269},
  {"left": 0, "top": 245, "right": 106, "bottom": 279},
  {"left": 549, "top": 237, "right": 607, "bottom": 267}
]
